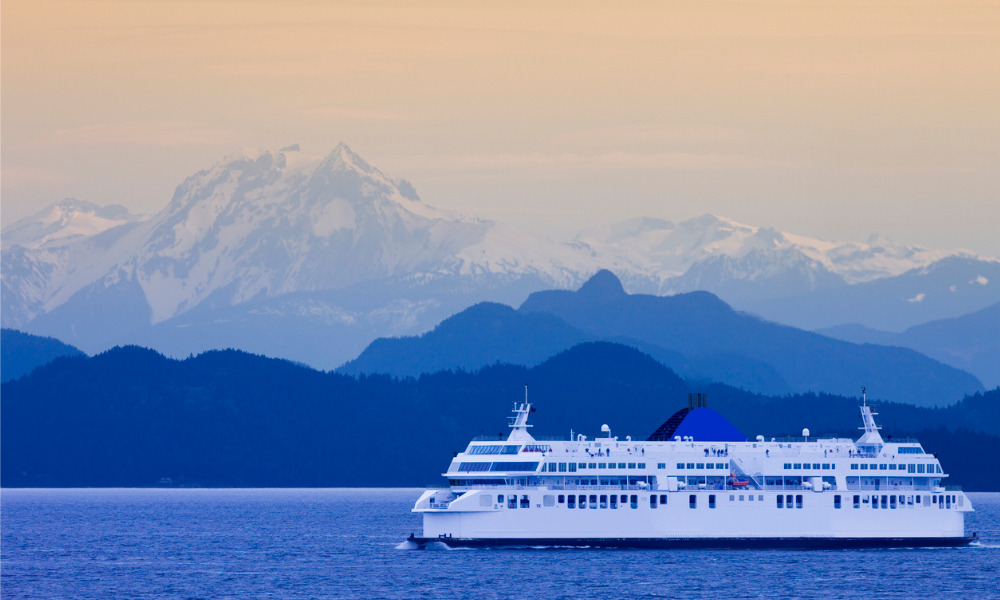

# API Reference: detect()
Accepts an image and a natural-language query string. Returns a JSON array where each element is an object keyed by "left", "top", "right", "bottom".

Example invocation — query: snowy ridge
[{"left": 2, "top": 143, "right": 997, "bottom": 362}]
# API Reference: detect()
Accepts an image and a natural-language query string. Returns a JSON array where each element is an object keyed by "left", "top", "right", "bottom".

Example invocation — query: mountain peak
[
  {"left": 317, "top": 142, "right": 376, "bottom": 176},
  {"left": 577, "top": 269, "right": 626, "bottom": 300}
]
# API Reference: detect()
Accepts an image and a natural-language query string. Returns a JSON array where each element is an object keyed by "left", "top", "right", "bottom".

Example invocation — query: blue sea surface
[{"left": 2, "top": 489, "right": 998, "bottom": 599}]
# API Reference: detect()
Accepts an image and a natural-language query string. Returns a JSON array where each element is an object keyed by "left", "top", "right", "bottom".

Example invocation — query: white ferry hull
[
  {"left": 410, "top": 398, "right": 975, "bottom": 549},
  {"left": 413, "top": 489, "right": 972, "bottom": 548}
]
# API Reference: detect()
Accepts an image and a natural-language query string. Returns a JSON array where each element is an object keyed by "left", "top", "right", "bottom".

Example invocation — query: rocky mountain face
[{"left": 3, "top": 144, "right": 997, "bottom": 369}]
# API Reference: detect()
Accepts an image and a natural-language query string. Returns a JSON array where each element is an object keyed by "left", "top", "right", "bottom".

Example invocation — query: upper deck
[{"left": 443, "top": 397, "right": 949, "bottom": 494}]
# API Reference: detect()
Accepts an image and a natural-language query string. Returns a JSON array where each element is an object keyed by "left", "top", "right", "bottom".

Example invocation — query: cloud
[
  {"left": 302, "top": 106, "right": 410, "bottom": 122},
  {"left": 906, "top": 292, "right": 926, "bottom": 303},
  {"left": 0, "top": 165, "right": 63, "bottom": 186},
  {"left": 25, "top": 122, "right": 247, "bottom": 148},
  {"left": 971, "top": 275, "right": 988, "bottom": 285},
  {"left": 390, "top": 150, "right": 785, "bottom": 173},
  {"left": 551, "top": 123, "right": 754, "bottom": 147}
]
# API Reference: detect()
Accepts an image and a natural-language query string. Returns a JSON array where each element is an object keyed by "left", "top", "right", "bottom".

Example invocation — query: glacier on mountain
[{"left": 2, "top": 143, "right": 997, "bottom": 368}]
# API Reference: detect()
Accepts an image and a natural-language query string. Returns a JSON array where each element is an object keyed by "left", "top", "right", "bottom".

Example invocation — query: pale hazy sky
[{"left": 3, "top": 1, "right": 999, "bottom": 254}]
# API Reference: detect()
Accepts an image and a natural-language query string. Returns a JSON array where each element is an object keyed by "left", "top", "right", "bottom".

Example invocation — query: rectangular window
[
  {"left": 803, "top": 464, "right": 811, "bottom": 470},
  {"left": 558, "top": 463, "right": 567, "bottom": 472},
  {"left": 628, "top": 463, "right": 637, "bottom": 469},
  {"left": 813, "top": 464, "right": 821, "bottom": 470},
  {"left": 660, "top": 494, "right": 668, "bottom": 505},
  {"left": 677, "top": 463, "right": 685, "bottom": 469},
  {"left": 696, "top": 463, "right": 705, "bottom": 469},
  {"left": 638, "top": 463, "right": 646, "bottom": 469},
  {"left": 458, "top": 462, "right": 492, "bottom": 472},
  {"left": 706, "top": 463, "right": 715, "bottom": 470},
  {"left": 686, "top": 463, "right": 695, "bottom": 469},
  {"left": 890, "top": 495, "right": 897, "bottom": 509},
  {"left": 881, "top": 495, "right": 888, "bottom": 509},
  {"left": 851, "top": 464, "right": 858, "bottom": 470},
  {"left": 709, "top": 494, "right": 716, "bottom": 509},
  {"left": 689, "top": 494, "right": 697, "bottom": 509},
  {"left": 834, "top": 495, "right": 842, "bottom": 509},
  {"left": 777, "top": 495, "right": 784, "bottom": 508},
  {"left": 658, "top": 463, "right": 666, "bottom": 469},
  {"left": 508, "top": 497, "right": 517, "bottom": 509},
  {"left": 490, "top": 462, "right": 539, "bottom": 472},
  {"left": 730, "top": 494, "right": 735, "bottom": 501},
  {"left": 650, "top": 495, "right": 657, "bottom": 508},
  {"left": 794, "top": 463, "right": 802, "bottom": 469},
  {"left": 568, "top": 463, "right": 577, "bottom": 473},
  {"left": 917, "top": 464, "right": 925, "bottom": 473},
  {"left": 578, "top": 495, "right": 586, "bottom": 509},
  {"left": 557, "top": 495, "right": 565, "bottom": 504},
  {"left": 501, "top": 445, "right": 521, "bottom": 454},
  {"left": 786, "top": 494, "right": 794, "bottom": 509},
  {"left": 498, "top": 494, "right": 505, "bottom": 504},
  {"left": 589, "top": 495, "right": 597, "bottom": 509},
  {"left": 879, "top": 464, "right": 887, "bottom": 470},
  {"left": 610, "top": 495, "right": 618, "bottom": 509},
  {"left": 908, "top": 464, "right": 915, "bottom": 473},
  {"left": 600, "top": 495, "right": 608, "bottom": 509},
  {"left": 853, "top": 495, "right": 860, "bottom": 508},
  {"left": 598, "top": 463, "right": 606, "bottom": 469},
  {"left": 589, "top": 463, "right": 597, "bottom": 469},
  {"left": 784, "top": 463, "right": 791, "bottom": 470},
  {"left": 630, "top": 495, "right": 638, "bottom": 509},
  {"left": 795, "top": 495, "right": 803, "bottom": 509},
  {"left": 520, "top": 495, "right": 530, "bottom": 508},
  {"left": 543, "top": 495, "right": 555, "bottom": 507},
  {"left": 567, "top": 495, "right": 576, "bottom": 508},
  {"left": 860, "top": 464, "right": 868, "bottom": 470},
  {"left": 717, "top": 463, "right": 726, "bottom": 469},
  {"left": 619, "top": 463, "right": 626, "bottom": 469}
]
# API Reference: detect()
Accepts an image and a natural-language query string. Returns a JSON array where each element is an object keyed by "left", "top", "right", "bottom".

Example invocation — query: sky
[{"left": 3, "top": 0, "right": 999, "bottom": 255}]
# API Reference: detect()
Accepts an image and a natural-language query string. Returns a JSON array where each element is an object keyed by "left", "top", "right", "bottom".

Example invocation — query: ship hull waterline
[{"left": 406, "top": 533, "right": 977, "bottom": 550}]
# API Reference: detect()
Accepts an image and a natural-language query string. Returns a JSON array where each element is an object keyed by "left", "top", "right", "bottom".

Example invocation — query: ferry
[{"left": 408, "top": 391, "right": 976, "bottom": 549}]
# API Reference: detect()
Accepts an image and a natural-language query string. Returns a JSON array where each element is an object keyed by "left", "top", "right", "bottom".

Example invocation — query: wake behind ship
[{"left": 407, "top": 392, "right": 975, "bottom": 549}]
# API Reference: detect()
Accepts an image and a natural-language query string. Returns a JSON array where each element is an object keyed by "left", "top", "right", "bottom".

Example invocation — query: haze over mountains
[
  {"left": 3, "top": 143, "right": 998, "bottom": 376},
  {"left": 343, "top": 270, "right": 983, "bottom": 407}
]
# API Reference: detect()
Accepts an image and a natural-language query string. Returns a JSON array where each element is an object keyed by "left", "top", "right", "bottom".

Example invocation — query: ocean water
[{"left": 2, "top": 489, "right": 998, "bottom": 600}]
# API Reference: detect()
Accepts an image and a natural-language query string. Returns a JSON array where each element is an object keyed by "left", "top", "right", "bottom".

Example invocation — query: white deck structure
[{"left": 409, "top": 392, "right": 974, "bottom": 548}]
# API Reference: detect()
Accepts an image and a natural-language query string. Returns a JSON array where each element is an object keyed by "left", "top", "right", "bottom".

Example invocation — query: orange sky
[{"left": 3, "top": 1, "right": 999, "bottom": 253}]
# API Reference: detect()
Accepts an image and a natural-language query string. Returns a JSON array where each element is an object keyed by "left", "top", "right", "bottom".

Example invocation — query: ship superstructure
[{"left": 409, "top": 392, "right": 974, "bottom": 548}]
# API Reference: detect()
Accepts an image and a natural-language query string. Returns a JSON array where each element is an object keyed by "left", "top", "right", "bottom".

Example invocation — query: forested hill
[{"left": 2, "top": 342, "right": 998, "bottom": 489}]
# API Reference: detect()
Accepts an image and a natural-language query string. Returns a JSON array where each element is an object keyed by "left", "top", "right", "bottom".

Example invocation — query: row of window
[
  {"left": 845, "top": 493, "right": 961, "bottom": 509},
  {"left": 776, "top": 494, "right": 805, "bottom": 509},
  {"left": 540, "top": 462, "right": 647, "bottom": 472},
  {"left": 676, "top": 463, "right": 727, "bottom": 470},
  {"left": 850, "top": 463, "right": 941, "bottom": 473},
  {"left": 457, "top": 462, "right": 539, "bottom": 472},
  {"left": 487, "top": 491, "right": 961, "bottom": 512},
  {"left": 467, "top": 444, "right": 522, "bottom": 455},
  {"left": 783, "top": 463, "right": 835, "bottom": 470}
]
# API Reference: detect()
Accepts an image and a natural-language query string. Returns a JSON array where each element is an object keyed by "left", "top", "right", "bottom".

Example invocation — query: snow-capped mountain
[
  {"left": 2, "top": 143, "right": 997, "bottom": 369},
  {"left": 575, "top": 215, "right": 964, "bottom": 299}
]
